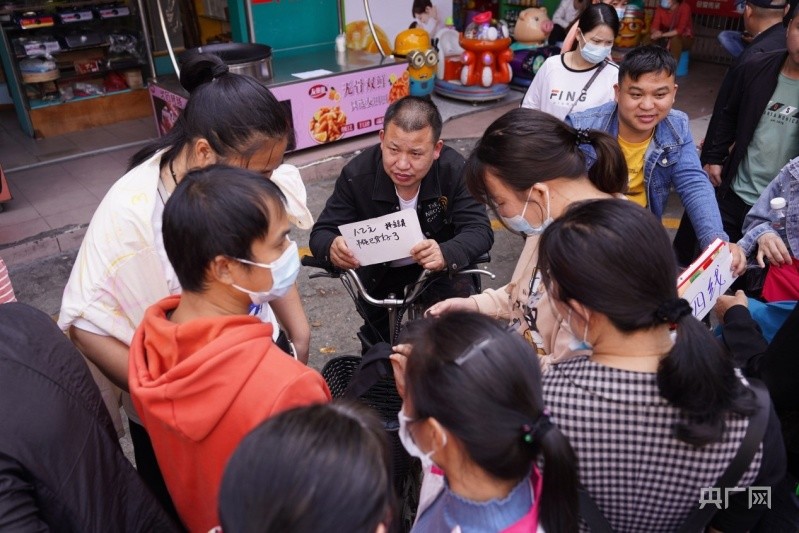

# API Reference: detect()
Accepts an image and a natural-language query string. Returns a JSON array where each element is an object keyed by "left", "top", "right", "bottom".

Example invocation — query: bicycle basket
[{"left": 320, "top": 355, "right": 411, "bottom": 492}]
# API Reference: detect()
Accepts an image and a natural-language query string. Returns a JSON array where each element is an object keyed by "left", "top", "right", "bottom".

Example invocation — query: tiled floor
[{"left": 0, "top": 59, "right": 728, "bottom": 266}]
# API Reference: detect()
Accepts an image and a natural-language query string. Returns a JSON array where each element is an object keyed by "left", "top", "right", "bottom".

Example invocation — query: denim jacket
[
  {"left": 738, "top": 156, "right": 799, "bottom": 259},
  {"left": 566, "top": 102, "right": 728, "bottom": 249}
]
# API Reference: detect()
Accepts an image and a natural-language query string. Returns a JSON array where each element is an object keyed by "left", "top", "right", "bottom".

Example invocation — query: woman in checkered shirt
[{"left": 538, "top": 199, "right": 786, "bottom": 532}]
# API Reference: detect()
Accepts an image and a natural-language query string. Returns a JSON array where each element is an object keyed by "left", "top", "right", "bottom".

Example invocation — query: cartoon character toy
[
  {"left": 394, "top": 28, "right": 438, "bottom": 97},
  {"left": 615, "top": 5, "right": 645, "bottom": 48},
  {"left": 511, "top": 7, "right": 553, "bottom": 50},
  {"left": 459, "top": 11, "right": 513, "bottom": 87}
]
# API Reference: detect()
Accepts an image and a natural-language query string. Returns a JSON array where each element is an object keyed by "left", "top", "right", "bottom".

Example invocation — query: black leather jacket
[
  {"left": 309, "top": 143, "right": 494, "bottom": 290},
  {"left": 0, "top": 303, "right": 179, "bottom": 532}
]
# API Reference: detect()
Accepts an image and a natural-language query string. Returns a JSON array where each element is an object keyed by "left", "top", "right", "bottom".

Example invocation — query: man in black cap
[{"left": 718, "top": 0, "right": 790, "bottom": 61}]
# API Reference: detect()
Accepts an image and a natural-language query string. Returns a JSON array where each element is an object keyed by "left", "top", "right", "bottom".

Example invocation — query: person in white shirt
[
  {"left": 523, "top": 3, "right": 620, "bottom": 121},
  {"left": 58, "top": 52, "right": 312, "bottom": 521}
]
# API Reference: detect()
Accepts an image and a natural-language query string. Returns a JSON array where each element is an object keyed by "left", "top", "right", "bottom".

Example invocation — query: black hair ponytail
[
  {"left": 539, "top": 199, "right": 756, "bottom": 447},
  {"left": 129, "top": 53, "right": 294, "bottom": 171},
  {"left": 465, "top": 108, "right": 626, "bottom": 206},
  {"left": 580, "top": 128, "right": 628, "bottom": 195},
  {"left": 657, "top": 311, "right": 755, "bottom": 446},
  {"left": 537, "top": 425, "right": 580, "bottom": 532},
  {"left": 403, "top": 312, "right": 579, "bottom": 531}
]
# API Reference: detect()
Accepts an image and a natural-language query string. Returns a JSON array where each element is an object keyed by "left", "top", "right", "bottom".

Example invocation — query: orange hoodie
[{"left": 129, "top": 295, "right": 331, "bottom": 532}]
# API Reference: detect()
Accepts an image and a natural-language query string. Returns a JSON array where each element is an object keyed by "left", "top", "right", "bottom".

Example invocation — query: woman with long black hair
[{"left": 539, "top": 199, "right": 786, "bottom": 531}]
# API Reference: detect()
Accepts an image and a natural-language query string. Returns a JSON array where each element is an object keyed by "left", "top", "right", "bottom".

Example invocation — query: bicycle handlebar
[{"left": 302, "top": 255, "right": 496, "bottom": 309}]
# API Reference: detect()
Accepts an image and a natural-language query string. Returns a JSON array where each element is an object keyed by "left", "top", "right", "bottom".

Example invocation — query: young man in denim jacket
[{"left": 566, "top": 45, "right": 746, "bottom": 272}]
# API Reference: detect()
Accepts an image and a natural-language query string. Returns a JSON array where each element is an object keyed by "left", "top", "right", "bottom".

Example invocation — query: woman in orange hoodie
[{"left": 129, "top": 165, "right": 331, "bottom": 532}]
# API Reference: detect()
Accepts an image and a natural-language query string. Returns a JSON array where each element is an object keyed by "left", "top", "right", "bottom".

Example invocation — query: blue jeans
[{"left": 718, "top": 30, "right": 746, "bottom": 58}]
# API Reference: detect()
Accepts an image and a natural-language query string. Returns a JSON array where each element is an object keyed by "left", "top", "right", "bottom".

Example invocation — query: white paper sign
[
  {"left": 291, "top": 69, "right": 334, "bottom": 80},
  {"left": 677, "top": 242, "right": 737, "bottom": 320},
  {"left": 338, "top": 209, "right": 425, "bottom": 266}
]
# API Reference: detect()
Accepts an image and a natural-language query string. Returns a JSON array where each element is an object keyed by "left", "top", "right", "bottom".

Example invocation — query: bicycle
[{"left": 300, "top": 255, "right": 495, "bottom": 532}]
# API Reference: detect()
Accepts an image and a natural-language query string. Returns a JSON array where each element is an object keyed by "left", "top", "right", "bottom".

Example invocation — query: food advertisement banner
[
  {"left": 150, "top": 61, "right": 411, "bottom": 150},
  {"left": 270, "top": 63, "right": 410, "bottom": 150},
  {"left": 342, "top": 0, "right": 454, "bottom": 54}
]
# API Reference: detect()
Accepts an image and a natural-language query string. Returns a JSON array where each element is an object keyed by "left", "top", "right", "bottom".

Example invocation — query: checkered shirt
[{"left": 543, "top": 356, "right": 764, "bottom": 532}]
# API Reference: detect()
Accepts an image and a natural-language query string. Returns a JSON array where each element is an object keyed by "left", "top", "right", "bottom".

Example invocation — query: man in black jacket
[
  {"left": 310, "top": 96, "right": 494, "bottom": 349},
  {"left": 718, "top": 0, "right": 789, "bottom": 61},
  {"left": 674, "top": 5, "right": 799, "bottom": 265},
  {"left": 0, "top": 303, "right": 179, "bottom": 532}
]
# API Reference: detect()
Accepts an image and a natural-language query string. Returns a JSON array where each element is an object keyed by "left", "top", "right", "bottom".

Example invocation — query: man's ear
[
  {"left": 378, "top": 129, "right": 385, "bottom": 146},
  {"left": 209, "top": 255, "right": 237, "bottom": 285},
  {"left": 613, "top": 82, "right": 620, "bottom": 102},
  {"left": 432, "top": 139, "right": 444, "bottom": 160}
]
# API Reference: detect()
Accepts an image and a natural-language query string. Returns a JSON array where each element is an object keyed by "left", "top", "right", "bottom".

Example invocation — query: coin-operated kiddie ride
[
  {"left": 394, "top": 28, "right": 438, "bottom": 97},
  {"left": 434, "top": 11, "right": 513, "bottom": 102},
  {"left": 508, "top": 7, "right": 557, "bottom": 88}
]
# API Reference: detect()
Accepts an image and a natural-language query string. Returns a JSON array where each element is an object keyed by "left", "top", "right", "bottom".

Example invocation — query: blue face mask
[
  {"left": 233, "top": 240, "right": 300, "bottom": 305},
  {"left": 563, "top": 308, "right": 593, "bottom": 352},
  {"left": 500, "top": 188, "right": 553, "bottom": 236},
  {"left": 578, "top": 31, "right": 612, "bottom": 64},
  {"left": 615, "top": 7, "right": 626, "bottom": 19},
  {"left": 660, "top": 0, "right": 671, "bottom": 8}
]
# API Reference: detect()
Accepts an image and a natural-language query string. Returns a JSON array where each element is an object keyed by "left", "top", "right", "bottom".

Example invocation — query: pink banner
[
  {"left": 270, "top": 63, "right": 410, "bottom": 150},
  {"left": 150, "top": 62, "right": 410, "bottom": 150}
]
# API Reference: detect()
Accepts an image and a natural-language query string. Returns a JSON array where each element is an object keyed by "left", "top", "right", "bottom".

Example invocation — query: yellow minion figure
[{"left": 394, "top": 28, "right": 438, "bottom": 97}]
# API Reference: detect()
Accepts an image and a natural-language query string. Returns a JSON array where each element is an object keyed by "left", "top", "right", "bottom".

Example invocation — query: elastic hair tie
[
  {"left": 575, "top": 128, "right": 591, "bottom": 146},
  {"left": 211, "top": 62, "right": 229, "bottom": 79},
  {"left": 654, "top": 298, "right": 692, "bottom": 324},
  {"left": 521, "top": 409, "right": 553, "bottom": 445}
]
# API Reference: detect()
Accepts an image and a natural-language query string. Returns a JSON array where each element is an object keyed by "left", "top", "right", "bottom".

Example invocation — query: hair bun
[
  {"left": 179, "top": 53, "right": 229, "bottom": 93},
  {"left": 211, "top": 62, "right": 229, "bottom": 79}
]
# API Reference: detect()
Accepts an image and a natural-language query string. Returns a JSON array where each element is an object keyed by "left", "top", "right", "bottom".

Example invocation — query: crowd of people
[{"left": 1, "top": 5, "right": 798, "bottom": 531}]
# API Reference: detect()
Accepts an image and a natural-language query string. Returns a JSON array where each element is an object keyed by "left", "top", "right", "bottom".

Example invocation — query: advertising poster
[
  {"left": 151, "top": 61, "right": 411, "bottom": 150},
  {"left": 149, "top": 84, "right": 187, "bottom": 136},
  {"left": 342, "top": 0, "right": 454, "bottom": 54},
  {"left": 270, "top": 63, "right": 410, "bottom": 150}
]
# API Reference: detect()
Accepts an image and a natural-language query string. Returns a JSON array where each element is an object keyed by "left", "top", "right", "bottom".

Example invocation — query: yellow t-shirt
[{"left": 618, "top": 133, "right": 653, "bottom": 207}]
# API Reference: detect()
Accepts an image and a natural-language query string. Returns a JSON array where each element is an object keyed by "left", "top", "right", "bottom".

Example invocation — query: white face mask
[
  {"left": 500, "top": 187, "right": 553, "bottom": 236},
  {"left": 232, "top": 240, "right": 300, "bottom": 305},
  {"left": 398, "top": 408, "right": 447, "bottom": 470},
  {"left": 615, "top": 6, "right": 627, "bottom": 19}
]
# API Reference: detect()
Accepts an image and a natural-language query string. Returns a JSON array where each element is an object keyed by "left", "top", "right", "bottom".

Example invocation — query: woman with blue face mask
[
  {"left": 522, "top": 3, "right": 621, "bottom": 121},
  {"left": 649, "top": 0, "right": 694, "bottom": 60},
  {"left": 128, "top": 165, "right": 331, "bottom": 532},
  {"left": 427, "top": 108, "right": 626, "bottom": 364},
  {"left": 390, "top": 311, "right": 580, "bottom": 532}
]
